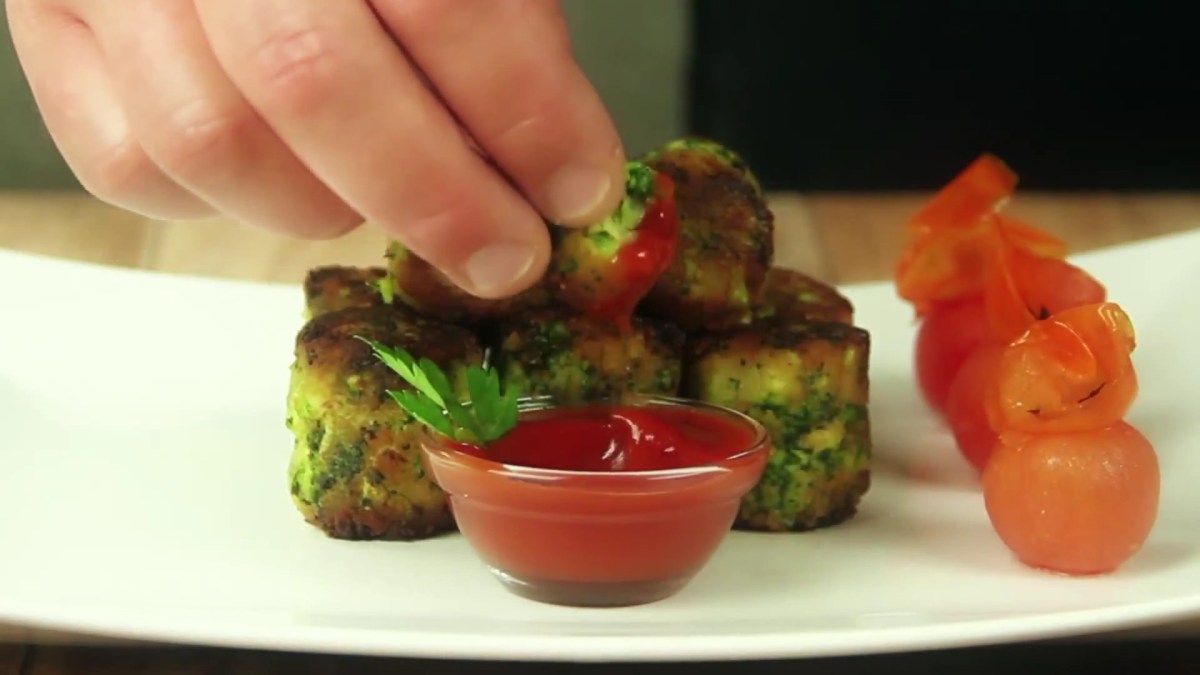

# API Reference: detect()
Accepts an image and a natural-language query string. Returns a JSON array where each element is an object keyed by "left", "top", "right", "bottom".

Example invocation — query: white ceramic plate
[{"left": 1, "top": 231, "right": 1198, "bottom": 663}]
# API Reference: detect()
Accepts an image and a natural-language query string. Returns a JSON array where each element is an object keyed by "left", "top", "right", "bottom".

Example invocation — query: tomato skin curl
[
  {"left": 895, "top": 155, "right": 1016, "bottom": 312},
  {"left": 983, "top": 422, "right": 1160, "bottom": 575},
  {"left": 903, "top": 153, "right": 1018, "bottom": 238},
  {"left": 897, "top": 218, "right": 1068, "bottom": 317},
  {"left": 985, "top": 302, "right": 1138, "bottom": 434},
  {"left": 983, "top": 227, "right": 1106, "bottom": 344}
]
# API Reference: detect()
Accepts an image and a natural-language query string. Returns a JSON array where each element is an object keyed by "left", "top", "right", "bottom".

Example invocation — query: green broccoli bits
[
  {"left": 302, "top": 265, "right": 391, "bottom": 320},
  {"left": 286, "top": 306, "right": 484, "bottom": 540},
  {"left": 493, "top": 311, "right": 685, "bottom": 405},
  {"left": 683, "top": 320, "right": 871, "bottom": 531},
  {"left": 637, "top": 137, "right": 774, "bottom": 332},
  {"left": 754, "top": 268, "right": 855, "bottom": 325}
]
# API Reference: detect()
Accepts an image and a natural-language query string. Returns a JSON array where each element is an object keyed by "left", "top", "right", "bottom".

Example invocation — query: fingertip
[
  {"left": 457, "top": 237, "right": 547, "bottom": 300},
  {"left": 545, "top": 143, "right": 628, "bottom": 228},
  {"left": 380, "top": 198, "right": 551, "bottom": 301},
  {"left": 303, "top": 210, "right": 366, "bottom": 240},
  {"left": 461, "top": 209, "right": 551, "bottom": 299}
]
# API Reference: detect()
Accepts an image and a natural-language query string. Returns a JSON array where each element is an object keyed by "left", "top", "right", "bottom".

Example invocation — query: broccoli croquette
[
  {"left": 755, "top": 268, "right": 854, "bottom": 325},
  {"left": 684, "top": 321, "right": 871, "bottom": 531},
  {"left": 637, "top": 138, "right": 774, "bottom": 331},
  {"left": 286, "top": 306, "right": 484, "bottom": 540},
  {"left": 494, "top": 311, "right": 685, "bottom": 404},
  {"left": 303, "top": 266, "right": 390, "bottom": 319}
]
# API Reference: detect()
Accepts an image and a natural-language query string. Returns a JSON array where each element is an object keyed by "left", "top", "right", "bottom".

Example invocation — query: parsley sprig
[{"left": 356, "top": 336, "right": 519, "bottom": 445}]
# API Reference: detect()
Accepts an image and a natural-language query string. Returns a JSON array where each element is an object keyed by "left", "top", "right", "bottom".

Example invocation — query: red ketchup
[
  {"left": 590, "top": 172, "right": 680, "bottom": 331},
  {"left": 422, "top": 401, "right": 769, "bottom": 601},
  {"left": 452, "top": 403, "right": 755, "bottom": 472}
]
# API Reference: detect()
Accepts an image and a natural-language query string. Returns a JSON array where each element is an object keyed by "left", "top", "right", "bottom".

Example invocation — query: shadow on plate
[
  {"left": 869, "top": 443, "right": 981, "bottom": 494},
  {"left": 1118, "top": 539, "right": 1197, "bottom": 576}
]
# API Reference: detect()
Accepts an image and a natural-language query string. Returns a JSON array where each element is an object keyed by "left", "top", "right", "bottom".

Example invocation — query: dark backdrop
[{"left": 687, "top": 1, "right": 1199, "bottom": 191}]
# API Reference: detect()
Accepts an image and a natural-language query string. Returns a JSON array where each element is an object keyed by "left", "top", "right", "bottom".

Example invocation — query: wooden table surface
[{"left": 2, "top": 190, "right": 1198, "bottom": 674}]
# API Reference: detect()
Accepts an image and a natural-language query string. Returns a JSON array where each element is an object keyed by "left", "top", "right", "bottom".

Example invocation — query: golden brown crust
[
  {"left": 287, "top": 306, "right": 484, "bottom": 541},
  {"left": 637, "top": 141, "right": 774, "bottom": 332},
  {"left": 302, "top": 266, "right": 389, "bottom": 319},
  {"left": 493, "top": 309, "right": 685, "bottom": 404},
  {"left": 294, "top": 423, "right": 458, "bottom": 541},
  {"left": 754, "top": 268, "right": 854, "bottom": 325},
  {"left": 734, "top": 469, "right": 871, "bottom": 532},
  {"left": 295, "top": 305, "right": 483, "bottom": 386},
  {"left": 682, "top": 319, "right": 871, "bottom": 532},
  {"left": 686, "top": 320, "right": 870, "bottom": 391}
]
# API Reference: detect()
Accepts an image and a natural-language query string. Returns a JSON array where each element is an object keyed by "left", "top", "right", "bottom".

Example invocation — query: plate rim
[
  {"left": 2, "top": 594, "right": 1199, "bottom": 662},
  {"left": 3, "top": 227, "right": 1198, "bottom": 660}
]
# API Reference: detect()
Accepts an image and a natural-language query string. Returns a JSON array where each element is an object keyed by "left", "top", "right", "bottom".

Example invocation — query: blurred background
[{"left": 2, "top": 0, "right": 1197, "bottom": 192}]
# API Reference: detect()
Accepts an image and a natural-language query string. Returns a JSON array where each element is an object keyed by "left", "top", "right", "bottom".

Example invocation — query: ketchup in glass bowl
[{"left": 419, "top": 394, "right": 770, "bottom": 607}]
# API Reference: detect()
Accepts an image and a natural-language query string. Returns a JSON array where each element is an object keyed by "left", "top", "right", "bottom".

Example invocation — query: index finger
[
  {"left": 195, "top": 0, "right": 551, "bottom": 299},
  {"left": 373, "top": 0, "right": 628, "bottom": 227}
]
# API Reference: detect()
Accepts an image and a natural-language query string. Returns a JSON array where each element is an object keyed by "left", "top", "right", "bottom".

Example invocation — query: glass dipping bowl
[{"left": 419, "top": 394, "right": 770, "bottom": 608}]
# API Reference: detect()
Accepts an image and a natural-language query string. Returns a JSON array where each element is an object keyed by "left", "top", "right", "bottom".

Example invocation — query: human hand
[{"left": 6, "top": 0, "right": 627, "bottom": 298}]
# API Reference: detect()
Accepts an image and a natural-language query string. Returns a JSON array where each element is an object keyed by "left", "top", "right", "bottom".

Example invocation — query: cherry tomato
[
  {"left": 983, "top": 422, "right": 1160, "bottom": 575},
  {"left": 944, "top": 343, "right": 1004, "bottom": 473},
  {"left": 914, "top": 295, "right": 988, "bottom": 414},
  {"left": 984, "top": 233, "right": 1106, "bottom": 344},
  {"left": 985, "top": 302, "right": 1138, "bottom": 434}
]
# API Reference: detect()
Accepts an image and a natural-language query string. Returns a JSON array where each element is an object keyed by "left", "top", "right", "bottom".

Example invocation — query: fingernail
[
  {"left": 544, "top": 163, "right": 614, "bottom": 223},
  {"left": 463, "top": 242, "right": 537, "bottom": 297}
]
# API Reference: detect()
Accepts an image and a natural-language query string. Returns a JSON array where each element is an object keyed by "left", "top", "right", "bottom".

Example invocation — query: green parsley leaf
[
  {"left": 467, "top": 367, "right": 497, "bottom": 425},
  {"left": 390, "top": 390, "right": 451, "bottom": 437},
  {"left": 356, "top": 336, "right": 520, "bottom": 444}
]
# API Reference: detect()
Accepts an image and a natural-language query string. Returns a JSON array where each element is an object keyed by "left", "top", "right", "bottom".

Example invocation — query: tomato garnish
[
  {"left": 895, "top": 163, "right": 1068, "bottom": 316},
  {"left": 985, "top": 302, "right": 1138, "bottom": 434},
  {"left": 914, "top": 294, "right": 988, "bottom": 414},
  {"left": 897, "top": 219, "right": 1072, "bottom": 317},
  {"left": 903, "top": 153, "right": 1018, "bottom": 236},
  {"left": 982, "top": 223, "right": 1106, "bottom": 344},
  {"left": 945, "top": 343, "right": 1004, "bottom": 472},
  {"left": 896, "top": 154, "right": 1155, "bottom": 577},
  {"left": 895, "top": 227, "right": 990, "bottom": 312},
  {"left": 983, "top": 422, "right": 1159, "bottom": 575},
  {"left": 992, "top": 215, "right": 1069, "bottom": 260},
  {"left": 895, "top": 155, "right": 1015, "bottom": 311}
]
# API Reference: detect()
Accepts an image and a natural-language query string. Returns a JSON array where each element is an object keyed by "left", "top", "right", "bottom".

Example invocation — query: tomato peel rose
[{"left": 986, "top": 302, "right": 1138, "bottom": 434}]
